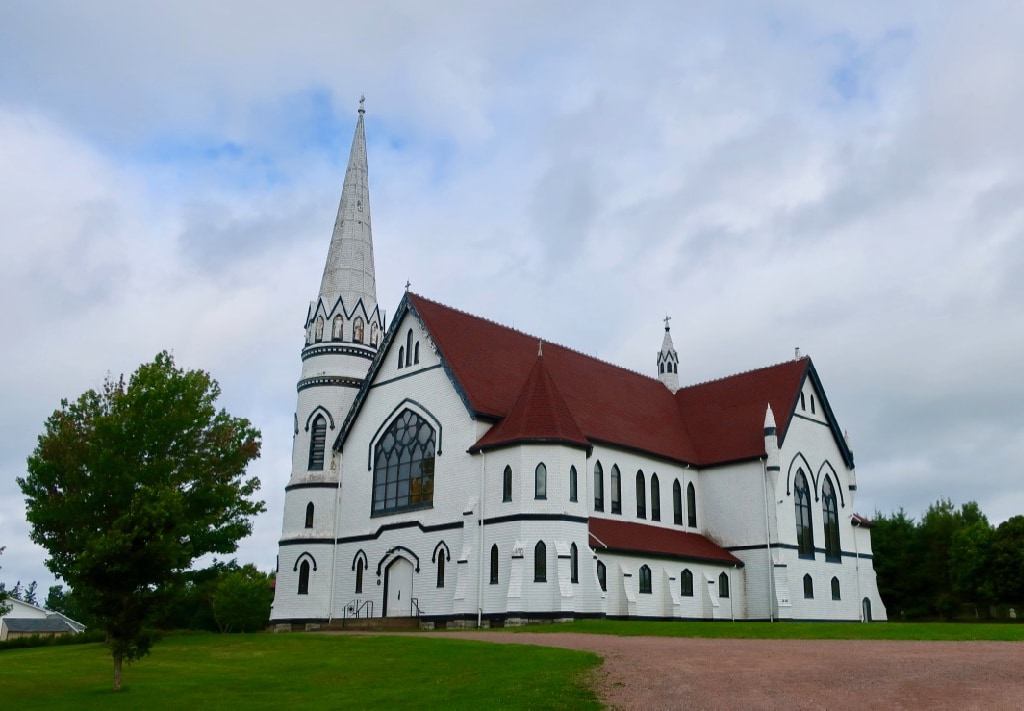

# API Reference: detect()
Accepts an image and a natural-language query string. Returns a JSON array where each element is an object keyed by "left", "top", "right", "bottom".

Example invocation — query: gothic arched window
[
  {"left": 304, "top": 502, "right": 314, "bottom": 529},
  {"left": 436, "top": 555, "right": 445, "bottom": 589},
  {"left": 795, "top": 470, "right": 814, "bottom": 556},
  {"left": 534, "top": 541, "right": 547, "bottom": 582},
  {"left": 611, "top": 465, "right": 622, "bottom": 514},
  {"left": 831, "top": 576, "right": 841, "bottom": 600},
  {"left": 405, "top": 329, "right": 413, "bottom": 367},
  {"left": 355, "top": 558, "right": 364, "bottom": 594},
  {"left": 686, "top": 482, "right": 697, "bottom": 527},
  {"left": 535, "top": 463, "right": 547, "bottom": 499},
  {"left": 414, "top": 342, "right": 420, "bottom": 364},
  {"left": 569, "top": 465, "right": 578, "bottom": 502},
  {"left": 298, "top": 560, "right": 310, "bottom": 595},
  {"left": 719, "top": 571, "right": 730, "bottom": 598},
  {"left": 803, "top": 573, "right": 814, "bottom": 599},
  {"left": 681, "top": 569, "right": 694, "bottom": 597},
  {"left": 594, "top": 461, "right": 604, "bottom": 512},
  {"left": 372, "top": 409, "right": 436, "bottom": 515},
  {"left": 636, "top": 470, "right": 646, "bottom": 519},
  {"left": 490, "top": 544, "right": 499, "bottom": 584},
  {"left": 651, "top": 474, "right": 661, "bottom": 521},
  {"left": 398, "top": 346, "right": 404, "bottom": 369},
  {"left": 502, "top": 465, "right": 512, "bottom": 502},
  {"left": 639, "top": 565, "right": 652, "bottom": 594},
  {"left": 597, "top": 561, "right": 607, "bottom": 592},
  {"left": 308, "top": 415, "right": 327, "bottom": 471},
  {"left": 823, "top": 476, "right": 840, "bottom": 561},
  {"left": 673, "top": 480, "right": 683, "bottom": 525},
  {"left": 570, "top": 543, "right": 579, "bottom": 584}
]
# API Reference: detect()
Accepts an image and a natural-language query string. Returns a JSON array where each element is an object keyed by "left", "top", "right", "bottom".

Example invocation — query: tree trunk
[{"left": 113, "top": 654, "right": 123, "bottom": 691}]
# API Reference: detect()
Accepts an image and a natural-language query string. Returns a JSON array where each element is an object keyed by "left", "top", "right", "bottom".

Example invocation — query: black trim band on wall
[
  {"left": 337, "top": 519, "right": 464, "bottom": 545},
  {"left": 369, "top": 363, "right": 444, "bottom": 390},
  {"left": 483, "top": 512, "right": 589, "bottom": 526},
  {"left": 302, "top": 344, "right": 377, "bottom": 362},
  {"left": 285, "top": 482, "right": 338, "bottom": 492},
  {"left": 297, "top": 375, "right": 365, "bottom": 392},
  {"left": 726, "top": 542, "right": 873, "bottom": 560}
]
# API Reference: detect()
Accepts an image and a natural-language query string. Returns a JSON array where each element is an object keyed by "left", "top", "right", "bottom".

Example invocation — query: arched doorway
[
  {"left": 862, "top": 597, "right": 872, "bottom": 622},
  {"left": 384, "top": 557, "right": 415, "bottom": 617}
]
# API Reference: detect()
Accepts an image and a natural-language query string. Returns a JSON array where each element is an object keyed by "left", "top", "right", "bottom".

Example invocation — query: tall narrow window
[
  {"left": 594, "top": 462, "right": 604, "bottom": 511},
  {"left": 436, "top": 555, "right": 445, "bottom": 588},
  {"left": 304, "top": 502, "right": 314, "bottom": 529},
  {"left": 719, "top": 571, "right": 730, "bottom": 598},
  {"left": 636, "top": 470, "right": 646, "bottom": 519},
  {"left": 502, "top": 465, "right": 512, "bottom": 502},
  {"left": 597, "top": 561, "right": 607, "bottom": 592},
  {"left": 298, "top": 560, "right": 310, "bottom": 595},
  {"left": 405, "top": 329, "right": 413, "bottom": 367},
  {"left": 534, "top": 541, "right": 547, "bottom": 582},
  {"left": 831, "top": 576, "right": 841, "bottom": 600},
  {"left": 651, "top": 474, "right": 661, "bottom": 521},
  {"left": 681, "top": 569, "right": 694, "bottom": 597},
  {"left": 803, "top": 573, "right": 814, "bottom": 599},
  {"left": 355, "top": 559, "right": 364, "bottom": 594},
  {"left": 570, "top": 543, "right": 579, "bottom": 584},
  {"left": 414, "top": 342, "right": 420, "bottom": 364},
  {"left": 823, "top": 477, "right": 840, "bottom": 561},
  {"left": 372, "top": 409, "right": 436, "bottom": 514},
  {"left": 673, "top": 480, "right": 682, "bottom": 525},
  {"left": 611, "top": 465, "right": 622, "bottom": 514},
  {"left": 686, "top": 482, "right": 697, "bottom": 527},
  {"left": 398, "top": 346, "right": 405, "bottom": 368},
  {"left": 795, "top": 471, "right": 814, "bottom": 556},
  {"left": 639, "top": 565, "right": 652, "bottom": 594},
  {"left": 490, "top": 544, "right": 499, "bottom": 584},
  {"left": 308, "top": 415, "right": 327, "bottom": 471},
  {"left": 569, "top": 465, "right": 578, "bottom": 502},
  {"left": 535, "top": 463, "right": 547, "bottom": 499}
]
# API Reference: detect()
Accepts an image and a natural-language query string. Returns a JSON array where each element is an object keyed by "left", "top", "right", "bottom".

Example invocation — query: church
[{"left": 269, "top": 104, "right": 887, "bottom": 627}]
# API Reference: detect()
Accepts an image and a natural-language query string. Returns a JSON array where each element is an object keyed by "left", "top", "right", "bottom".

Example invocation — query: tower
[
  {"left": 657, "top": 316, "right": 680, "bottom": 392},
  {"left": 271, "top": 100, "right": 383, "bottom": 622}
]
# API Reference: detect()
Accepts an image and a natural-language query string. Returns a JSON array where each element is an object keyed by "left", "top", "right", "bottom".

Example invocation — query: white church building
[{"left": 270, "top": 104, "right": 887, "bottom": 627}]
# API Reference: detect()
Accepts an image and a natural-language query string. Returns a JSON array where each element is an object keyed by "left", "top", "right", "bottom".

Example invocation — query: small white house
[{"left": 0, "top": 598, "right": 85, "bottom": 641}]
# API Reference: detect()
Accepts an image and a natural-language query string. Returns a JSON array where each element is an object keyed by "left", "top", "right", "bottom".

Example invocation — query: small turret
[
  {"left": 657, "top": 316, "right": 680, "bottom": 393},
  {"left": 764, "top": 404, "right": 780, "bottom": 475}
]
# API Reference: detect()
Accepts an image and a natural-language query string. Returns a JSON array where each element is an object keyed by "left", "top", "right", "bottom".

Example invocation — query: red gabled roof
[
  {"left": 470, "top": 353, "right": 590, "bottom": 452},
  {"left": 589, "top": 517, "right": 743, "bottom": 566},
  {"left": 408, "top": 293, "right": 812, "bottom": 466}
]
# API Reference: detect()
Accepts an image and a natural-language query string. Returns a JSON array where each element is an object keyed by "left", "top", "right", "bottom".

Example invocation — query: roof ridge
[
  {"left": 409, "top": 292, "right": 663, "bottom": 383},
  {"left": 680, "top": 356, "right": 809, "bottom": 390}
]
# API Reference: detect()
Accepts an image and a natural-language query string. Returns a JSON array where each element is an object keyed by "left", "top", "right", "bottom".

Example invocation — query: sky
[{"left": 2, "top": 1, "right": 1023, "bottom": 594}]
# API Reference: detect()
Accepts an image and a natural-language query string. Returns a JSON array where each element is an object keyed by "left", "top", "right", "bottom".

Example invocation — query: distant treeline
[{"left": 872, "top": 499, "right": 1024, "bottom": 620}]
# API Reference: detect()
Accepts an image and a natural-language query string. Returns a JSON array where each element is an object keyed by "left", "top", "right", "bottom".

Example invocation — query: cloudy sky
[{"left": 2, "top": 1, "right": 1023, "bottom": 592}]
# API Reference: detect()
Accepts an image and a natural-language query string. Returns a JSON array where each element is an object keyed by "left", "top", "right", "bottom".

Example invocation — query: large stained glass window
[{"left": 372, "top": 409, "right": 436, "bottom": 515}]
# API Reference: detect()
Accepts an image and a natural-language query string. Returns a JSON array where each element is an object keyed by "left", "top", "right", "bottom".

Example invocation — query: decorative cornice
[
  {"left": 296, "top": 375, "right": 364, "bottom": 392},
  {"left": 301, "top": 343, "right": 377, "bottom": 361}
]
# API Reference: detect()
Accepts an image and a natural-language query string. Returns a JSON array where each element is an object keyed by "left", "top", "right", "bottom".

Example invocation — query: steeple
[
  {"left": 318, "top": 97, "right": 377, "bottom": 313},
  {"left": 657, "top": 316, "right": 680, "bottom": 393}
]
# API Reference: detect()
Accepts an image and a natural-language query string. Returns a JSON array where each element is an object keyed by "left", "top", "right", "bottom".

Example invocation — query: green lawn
[
  {"left": 510, "top": 619, "right": 1024, "bottom": 641},
  {"left": 0, "top": 633, "right": 601, "bottom": 710}
]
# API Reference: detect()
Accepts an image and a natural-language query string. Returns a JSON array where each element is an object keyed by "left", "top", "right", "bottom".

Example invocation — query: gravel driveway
[{"left": 421, "top": 631, "right": 1024, "bottom": 710}]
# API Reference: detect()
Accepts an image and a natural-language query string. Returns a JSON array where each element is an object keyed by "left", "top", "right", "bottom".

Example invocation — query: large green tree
[{"left": 19, "top": 352, "right": 263, "bottom": 690}]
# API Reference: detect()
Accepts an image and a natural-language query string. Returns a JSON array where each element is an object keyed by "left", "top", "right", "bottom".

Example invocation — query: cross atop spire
[
  {"left": 317, "top": 101, "right": 377, "bottom": 314},
  {"left": 358, "top": 95, "right": 365, "bottom": 114},
  {"left": 663, "top": 315, "right": 672, "bottom": 331}
]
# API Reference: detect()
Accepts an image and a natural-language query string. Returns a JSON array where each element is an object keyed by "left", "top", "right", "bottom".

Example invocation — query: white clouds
[{"left": 2, "top": 2, "right": 1024, "bottom": 590}]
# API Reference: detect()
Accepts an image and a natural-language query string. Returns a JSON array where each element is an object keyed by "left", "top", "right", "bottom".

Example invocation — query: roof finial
[
  {"left": 538, "top": 340, "right": 543, "bottom": 357},
  {"left": 663, "top": 314, "right": 672, "bottom": 332},
  {"left": 358, "top": 95, "right": 366, "bottom": 114},
  {"left": 405, "top": 280, "right": 411, "bottom": 291},
  {"left": 794, "top": 346, "right": 801, "bottom": 360}
]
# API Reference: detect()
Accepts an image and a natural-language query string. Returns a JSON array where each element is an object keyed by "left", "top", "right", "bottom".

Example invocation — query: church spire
[
  {"left": 318, "top": 97, "right": 377, "bottom": 312},
  {"left": 657, "top": 316, "right": 680, "bottom": 393}
]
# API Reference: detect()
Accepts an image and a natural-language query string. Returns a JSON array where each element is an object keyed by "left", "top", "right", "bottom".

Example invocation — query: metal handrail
[{"left": 343, "top": 598, "right": 373, "bottom": 620}]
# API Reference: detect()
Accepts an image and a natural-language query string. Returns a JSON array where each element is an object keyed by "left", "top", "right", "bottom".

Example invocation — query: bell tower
[{"left": 657, "top": 316, "right": 680, "bottom": 393}]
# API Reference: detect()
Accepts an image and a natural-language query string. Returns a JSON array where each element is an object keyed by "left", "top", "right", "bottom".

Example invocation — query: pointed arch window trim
[
  {"left": 686, "top": 482, "right": 697, "bottom": 528},
  {"left": 304, "top": 406, "right": 336, "bottom": 432},
  {"left": 823, "top": 476, "right": 841, "bottom": 561},
  {"left": 795, "top": 470, "right": 814, "bottom": 557},
  {"left": 308, "top": 414, "right": 328, "bottom": 471},
  {"left": 371, "top": 409, "right": 437, "bottom": 516},
  {"left": 366, "top": 399, "right": 443, "bottom": 470}
]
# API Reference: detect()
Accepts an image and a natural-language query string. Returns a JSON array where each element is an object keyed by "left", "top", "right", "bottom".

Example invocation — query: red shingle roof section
[
  {"left": 470, "top": 354, "right": 589, "bottom": 452},
  {"left": 589, "top": 517, "right": 743, "bottom": 566},
  {"left": 408, "top": 293, "right": 811, "bottom": 466}
]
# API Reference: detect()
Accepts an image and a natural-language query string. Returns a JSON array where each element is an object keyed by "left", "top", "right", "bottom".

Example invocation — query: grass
[
  {"left": 0, "top": 633, "right": 601, "bottom": 709},
  {"left": 509, "top": 619, "right": 1024, "bottom": 641}
]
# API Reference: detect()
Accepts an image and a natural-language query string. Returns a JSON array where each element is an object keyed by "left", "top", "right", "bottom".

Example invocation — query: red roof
[
  {"left": 589, "top": 517, "right": 743, "bottom": 566},
  {"left": 471, "top": 353, "right": 590, "bottom": 452},
  {"left": 408, "top": 293, "right": 812, "bottom": 466}
]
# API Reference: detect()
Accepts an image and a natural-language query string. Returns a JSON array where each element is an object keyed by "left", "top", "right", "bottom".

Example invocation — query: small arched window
[
  {"left": 490, "top": 544, "right": 499, "bottom": 584},
  {"left": 639, "top": 565, "right": 652, "bottom": 594},
  {"left": 534, "top": 541, "right": 547, "bottom": 582},
  {"left": 405, "top": 329, "right": 413, "bottom": 367},
  {"left": 436, "top": 555, "right": 445, "bottom": 589},
  {"left": 414, "top": 342, "right": 420, "bottom": 364},
  {"left": 803, "top": 573, "right": 814, "bottom": 599},
  {"left": 332, "top": 315, "right": 343, "bottom": 340},
  {"left": 502, "top": 465, "right": 512, "bottom": 502},
  {"left": 535, "top": 463, "right": 547, "bottom": 499},
  {"left": 353, "top": 317, "right": 364, "bottom": 343},
  {"left": 570, "top": 543, "right": 579, "bottom": 584},
  {"left": 687, "top": 482, "right": 697, "bottom": 527},
  {"left": 298, "top": 560, "right": 310, "bottom": 595},
  {"left": 308, "top": 415, "right": 327, "bottom": 471},
  {"left": 651, "top": 474, "right": 661, "bottom": 521},
  {"left": 355, "top": 559, "right": 364, "bottom": 594},
  {"left": 673, "top": 480, "right": 683, "bottom": 525},
  {"left": 719, "top": 571, "right": 730, "bottom": 598},
  {"left": 569, "top": 465, "right": 578, "bottom": 502},
  {"left": 831, "top": 576, "right": 841, "bottom": 600},
  {"left": 304, "top": 502, "right": 314, "bottom": 529},
  {"left": 398, "top": 346, "right": 405, "bottom": 369},
  {"left": 611, "top": 465, "right": 622, "bottom": 514},
  {"left": 660, "top": 363, "right": 665, "bottom": 374},
  {"left": 636, "top": 470, "right": 646, "bottom": 519},
  {"left": 597, "top": 561, "right": 607, "bottom": 592},
  {"left": 681, "top": 569, "right": 694, "bottom": 597},
  {"left": 795, "top": 471, "right": 814, "bottom": 556},
  {"left": 823, "top": 477, "right": 840, "bottom": 561},
  {"left": 594, "top": 462, "right": 604, "bottom": 512}
]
